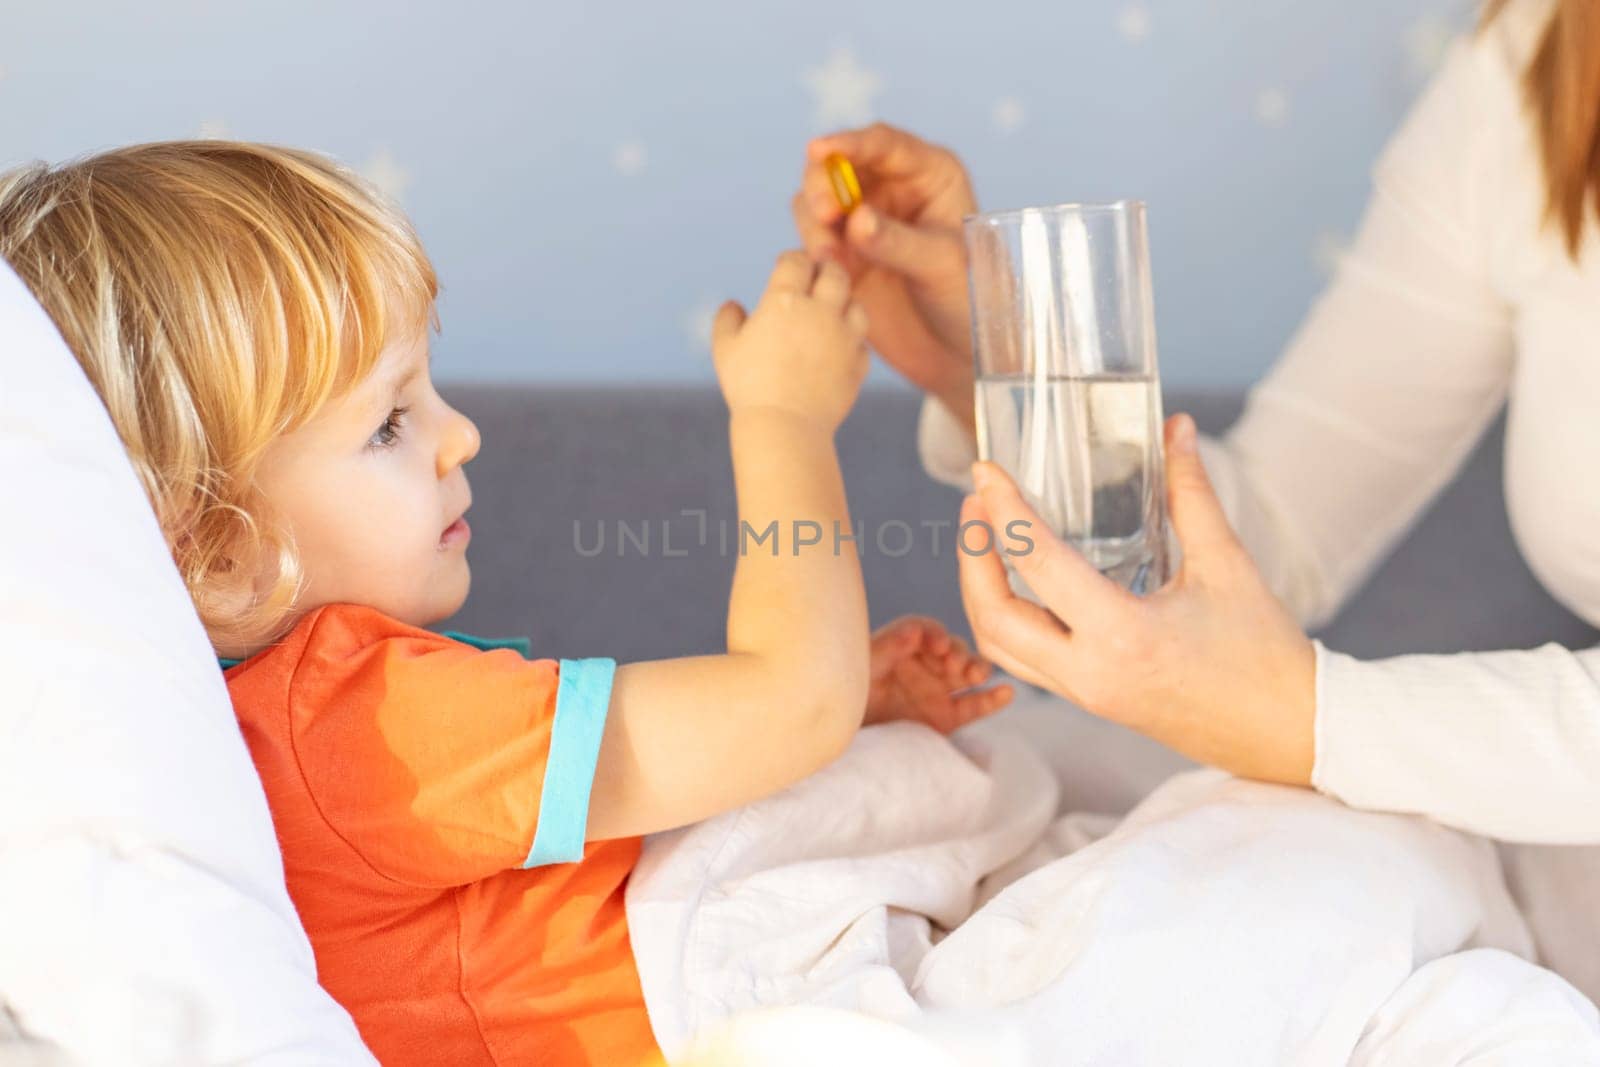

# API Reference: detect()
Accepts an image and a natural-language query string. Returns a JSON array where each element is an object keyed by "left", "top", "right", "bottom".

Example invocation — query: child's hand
[
  {"left": 711, "top": 250, "right": 870, "bottom": 432},
  {"left": 864, "top": 615, "right": 1014, "bottom": 734}
]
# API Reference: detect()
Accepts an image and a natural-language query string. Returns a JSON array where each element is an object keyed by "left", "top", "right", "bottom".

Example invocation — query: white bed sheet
[
  {"left": 629, "top": 688, "right": 1600, "bottom": 1065},
  {"left": 996, "top": 685, "right": 1600, "bottom": 1007}
]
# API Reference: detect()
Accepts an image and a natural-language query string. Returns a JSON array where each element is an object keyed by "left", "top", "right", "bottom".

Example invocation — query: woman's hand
[
  {"left": 791, "top": 123, "right": 978, "bottom": 431},
  {"left": 958, "top": 413, "right": 1318, "bottom": 786},
  {"left": 864, "top": 615, "right": 1014, "bottom": 734}
]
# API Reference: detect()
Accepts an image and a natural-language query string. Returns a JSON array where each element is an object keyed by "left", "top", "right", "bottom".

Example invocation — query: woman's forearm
[{"left": 1313, "top": 639, "right": 1600, "bottom": 843}]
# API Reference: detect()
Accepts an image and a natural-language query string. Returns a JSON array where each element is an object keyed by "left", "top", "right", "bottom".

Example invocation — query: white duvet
[{"left": 626, "top": 715, "right": 1600, "bottom": 1066}]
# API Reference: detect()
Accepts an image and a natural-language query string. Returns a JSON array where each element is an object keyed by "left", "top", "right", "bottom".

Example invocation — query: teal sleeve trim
[
  {"left": 220, "top": 629, "right": 531, "bottom": 674},
  {"left": 523, "top": 657, "right": 617, "bottom": 868},
  {"left": 440, "top": 629, "right": 533, "bottom": 660}
]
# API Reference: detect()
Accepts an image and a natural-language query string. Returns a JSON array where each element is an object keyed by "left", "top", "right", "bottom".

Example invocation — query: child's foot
[{"left": 864, "top": 615, "right": 1014, "bottom": 733}]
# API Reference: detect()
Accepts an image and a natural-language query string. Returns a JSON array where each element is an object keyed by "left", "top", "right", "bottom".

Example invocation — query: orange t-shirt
[{"left": 223, "top": 602, "right": 660, "bottom": 1066}]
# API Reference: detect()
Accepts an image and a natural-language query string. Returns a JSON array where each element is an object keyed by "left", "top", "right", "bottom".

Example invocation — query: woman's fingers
[
  {"left": 970, "top": 461, "right": 1136, "bottom": 630},
  {"left": 801, "top": 159, "right": 848, "bottom": 225},
  {"left": 807, "top": 123, "right": 938, "bottom": 180},
  {"left": 1162, "top": 412, "right": 1248, "bottom": 580},
  {"left": 804, "top": 123, "right": 952, "bottom": 224},
  {"left": 956, "top": 493, "right": 1076, "bottom": 692},
  {"left": 843, "top": 206, "right": 965, "bottom": 283},
  {"left": 791, "top": 190, "right": 843, "bottom": 259},
  {"left": 968, "top": 636, "right": 1051, "bottom": 694}
]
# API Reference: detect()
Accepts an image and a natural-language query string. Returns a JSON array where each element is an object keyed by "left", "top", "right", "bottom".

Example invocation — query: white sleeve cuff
[
  {"left": 1310, "top": 637, "right": 1600, "bottom": 843},
  {"left": 916, "top": 392, "right": 978, "bottom": 491},
  {"left": 1310, "top": 637, "right": 1447, "bottom": 822}
]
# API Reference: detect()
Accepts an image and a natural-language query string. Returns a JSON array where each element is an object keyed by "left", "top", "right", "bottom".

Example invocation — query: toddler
[{"left": 0, "top": 142, "right": 1012, "bottom": 1065}]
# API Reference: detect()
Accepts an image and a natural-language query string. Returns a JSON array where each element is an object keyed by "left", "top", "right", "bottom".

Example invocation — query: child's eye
[{"left": 369, "top": 406, "right": 409, "bottom": 449}]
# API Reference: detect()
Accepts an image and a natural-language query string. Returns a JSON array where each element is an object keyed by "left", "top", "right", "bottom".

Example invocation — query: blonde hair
[
  {"left": 0, "top": 141, "right": 438, "bottom": 653},
  {"left": 1483, "top": 0, "right": 1600, "bottom": 257}
]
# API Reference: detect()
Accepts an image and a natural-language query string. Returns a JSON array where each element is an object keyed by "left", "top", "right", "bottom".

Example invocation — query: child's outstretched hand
[
  {"left": 711, "top": 250, "right": 870, "bottom": 433},
  {"left": 864, "top": 615, "right": 1014, "bottom": 734}
]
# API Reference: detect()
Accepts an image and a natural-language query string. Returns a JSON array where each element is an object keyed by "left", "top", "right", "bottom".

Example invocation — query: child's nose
[{"left": 437, "top": 407, "right": 481, "bottom": 477}]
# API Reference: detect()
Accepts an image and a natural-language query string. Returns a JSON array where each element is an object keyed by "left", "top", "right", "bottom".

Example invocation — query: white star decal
[
  {"left": 803, "top": 45, "right": 884, "bottom": 130},
  {"left": 992, "top": 97, "right": 1026, "bottom": 135},
  {"left": 360, "top": 149, "right": 411, "bottom": 204},
  {"left": 612, "top": 140, "right": 648, "bottom": 177},
  {"left": 1254, "top": 88, "right": 1290, "bottom": 128},
  {"left": 1117, "top": 4, "right": 1152, "bottom": 42},
  {"left": 684, "top": 300, "right": 720, "bottom": 355}
]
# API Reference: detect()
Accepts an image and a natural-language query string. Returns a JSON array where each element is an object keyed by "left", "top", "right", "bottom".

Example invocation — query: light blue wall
[{"left": 0, "top": 1, "right": 1474, "bottom": 388}]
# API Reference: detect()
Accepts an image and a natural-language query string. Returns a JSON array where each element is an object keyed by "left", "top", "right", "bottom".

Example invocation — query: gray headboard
[{"left": 438, "top": 385, "right": 1598, "bottom": 665}]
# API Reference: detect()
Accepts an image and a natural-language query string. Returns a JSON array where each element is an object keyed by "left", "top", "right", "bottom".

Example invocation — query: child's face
[{"left": 251, "top": 328, "right": 481, "bottom": 631}]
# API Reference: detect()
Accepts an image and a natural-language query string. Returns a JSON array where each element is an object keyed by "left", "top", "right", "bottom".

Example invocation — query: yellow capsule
[{"left": 824, "top": 152, "right": 862, "bottom": 213}]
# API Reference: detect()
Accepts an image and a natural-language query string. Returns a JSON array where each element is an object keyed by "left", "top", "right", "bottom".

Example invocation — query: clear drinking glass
[{"left": 963, "top": 199, "right": 1172, "bottom": 599}]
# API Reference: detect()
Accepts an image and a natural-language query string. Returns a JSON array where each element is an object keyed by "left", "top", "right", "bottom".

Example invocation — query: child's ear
[
  {"left": 193, "top": 565, "right": 250, "bottom": 617},
  {"left": 193, "top": 562, "right": 288, "bottom": 662},
  {"left": 186, "top": 534, "right": 268, "bottom": 613}
]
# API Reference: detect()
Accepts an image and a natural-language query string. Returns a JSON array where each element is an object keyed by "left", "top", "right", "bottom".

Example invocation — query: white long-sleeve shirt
[{"left": 919, "top": 0, "right": 1600, "bottom": 844}]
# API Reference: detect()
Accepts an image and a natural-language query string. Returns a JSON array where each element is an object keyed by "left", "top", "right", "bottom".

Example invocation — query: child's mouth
[{"left": 440, "top": 516, "right": 471, "bottom": 548}]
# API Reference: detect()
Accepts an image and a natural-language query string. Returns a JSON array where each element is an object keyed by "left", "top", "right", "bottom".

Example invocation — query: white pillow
[{"left": 0, "top": 261, "right": 375, "bottom": 1064}]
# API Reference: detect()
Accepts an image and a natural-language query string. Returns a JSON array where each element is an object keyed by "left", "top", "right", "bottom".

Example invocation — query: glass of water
[{"left": 963, "top": 199, "right": 1172, "bottom": 599}]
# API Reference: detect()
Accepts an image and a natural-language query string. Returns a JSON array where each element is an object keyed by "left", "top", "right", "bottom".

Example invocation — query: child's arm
[{"left": 585, "top": 252, "right": 871, "bottom": 841}]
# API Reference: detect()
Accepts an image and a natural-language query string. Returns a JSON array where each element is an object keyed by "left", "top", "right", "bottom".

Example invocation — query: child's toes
[
  {"left": 894, "top": 658, "right": 949, "bottom": 711},
  {"left": 873, "top": 617, "right": 920, "bottom": 655},
  {"left": 923, "top": 650, "right": 967, "bottom": 689},
  {"left": 954, "top": 682, "right": 1013, "bottom": 724},
  {"left": 895, "top": 615, "right": 932, "bottom": 646}
]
